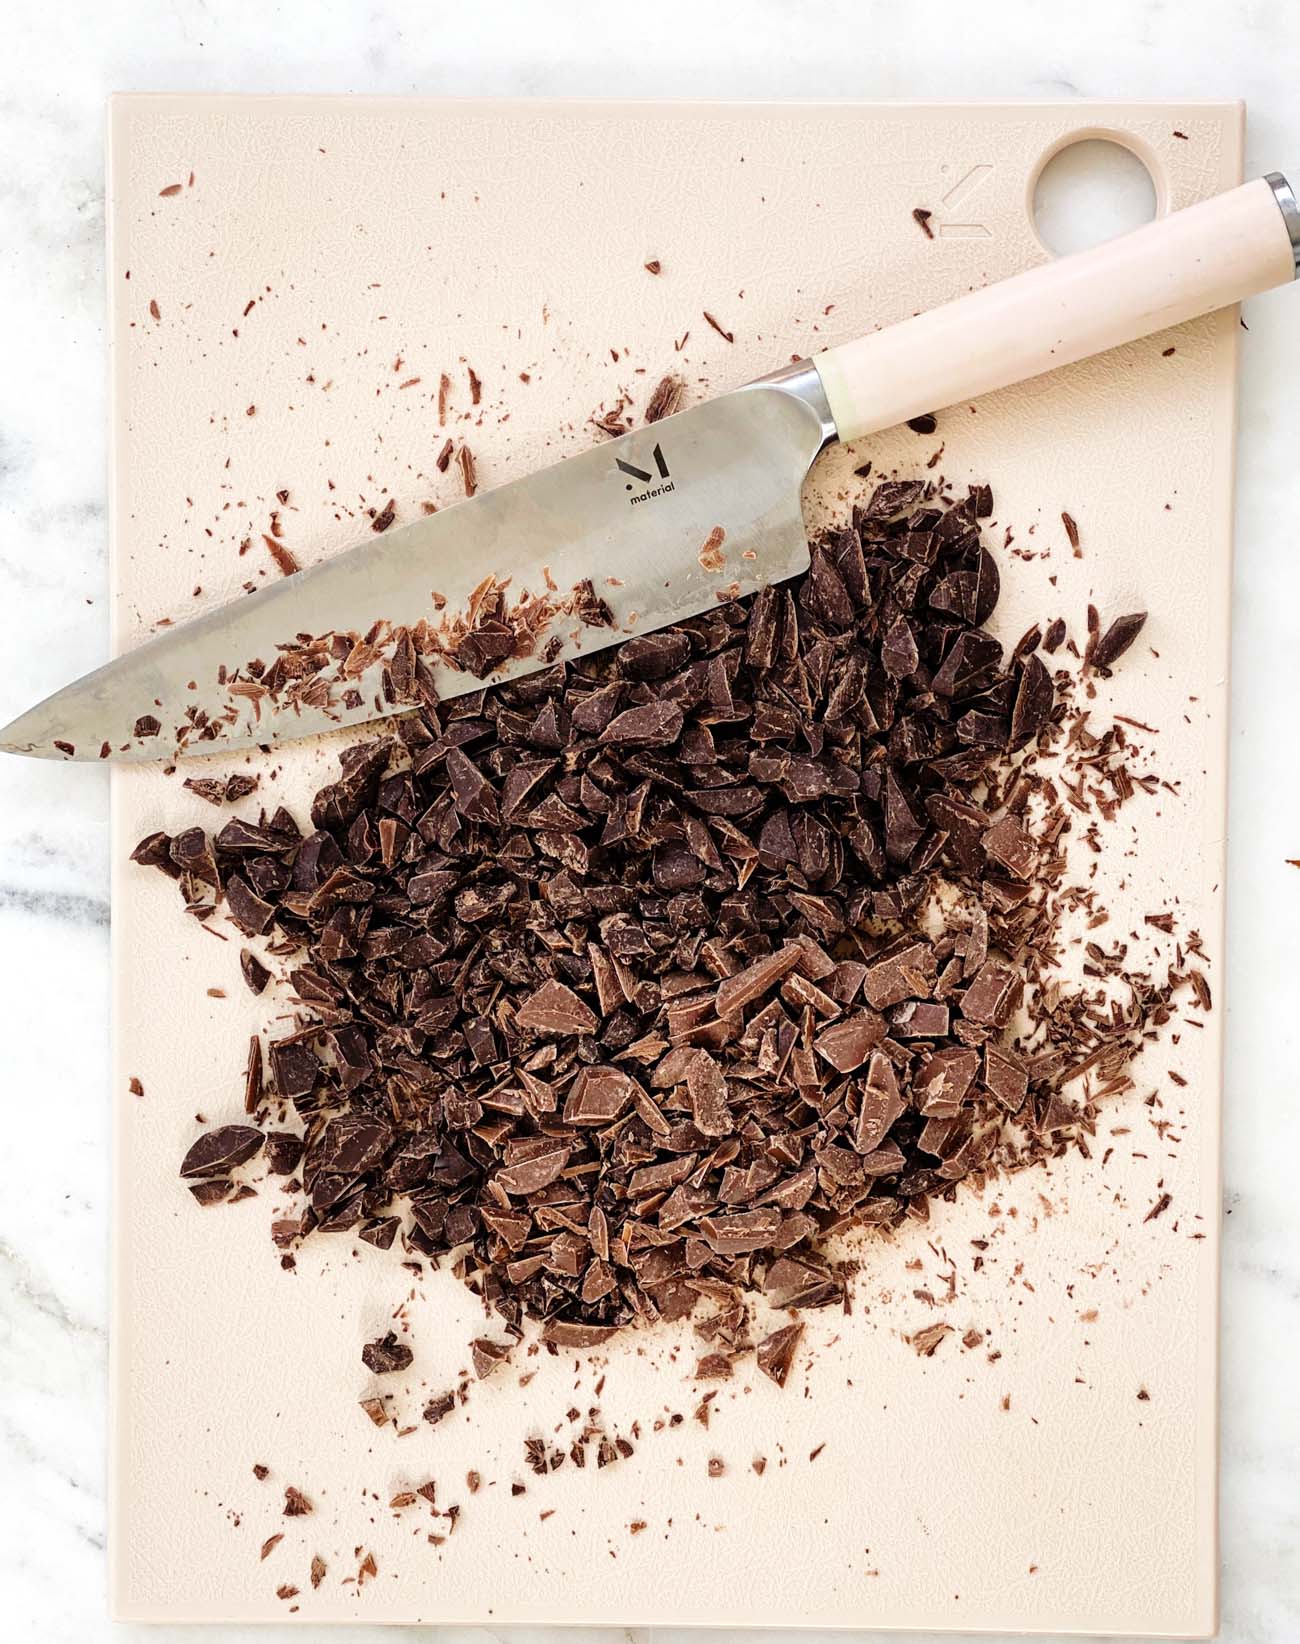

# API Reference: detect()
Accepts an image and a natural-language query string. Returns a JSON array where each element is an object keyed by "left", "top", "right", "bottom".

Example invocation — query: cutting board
[{"left": 108, "top": 97, "right": 1239, "bottom": 1633}]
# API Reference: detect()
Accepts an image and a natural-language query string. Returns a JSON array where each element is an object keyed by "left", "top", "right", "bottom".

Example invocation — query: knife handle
[{"left": 813, "top": 173, "right": 1300, "bottom": 445}]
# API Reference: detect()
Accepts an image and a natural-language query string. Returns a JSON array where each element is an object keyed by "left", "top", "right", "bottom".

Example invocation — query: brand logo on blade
[{"left": 616, "top": 443, "right": 674, "bottom": 506}]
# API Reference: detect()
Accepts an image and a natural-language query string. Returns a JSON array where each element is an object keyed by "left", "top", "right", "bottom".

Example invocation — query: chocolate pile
[{"left": 136, "top": 478, "right": 1162, "bottom": 1357}]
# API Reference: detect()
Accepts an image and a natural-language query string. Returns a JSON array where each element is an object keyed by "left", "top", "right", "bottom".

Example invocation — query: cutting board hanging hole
[{"left": 1032, "top": 134, "right": 1159, "bottom": 257}]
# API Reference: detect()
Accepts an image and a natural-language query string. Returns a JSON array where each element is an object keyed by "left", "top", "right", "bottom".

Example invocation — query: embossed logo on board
[
  {"left": 932, "top": 163, "right": 994, "bottom": 239},
  {"left": 616, "top": 442, "right": 674, "bottom": 505}
]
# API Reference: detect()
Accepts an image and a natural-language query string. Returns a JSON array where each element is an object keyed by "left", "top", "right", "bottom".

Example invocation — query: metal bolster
[
  {"left": 1264, "top": 172, "right": 1300, "bottom": 279},
  {"left": 746, "top": 356, "right": 840, "bottom": 450}
]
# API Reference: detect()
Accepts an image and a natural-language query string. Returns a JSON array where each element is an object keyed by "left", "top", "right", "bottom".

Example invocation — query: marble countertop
[{"left": 1, "top": 2, "right": 1297, "bottom": 1640}]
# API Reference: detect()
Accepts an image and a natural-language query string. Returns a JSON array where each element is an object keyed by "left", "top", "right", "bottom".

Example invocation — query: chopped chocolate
[
  {"left": 362, "top": 1331, "right": 413, "bottom": 1374},
  {"left": 136, "top": 476, "right": 1175, "bottom": 1361},
  {"left": 282, "top": 1486, "right": 313, "bottom": 1516}
]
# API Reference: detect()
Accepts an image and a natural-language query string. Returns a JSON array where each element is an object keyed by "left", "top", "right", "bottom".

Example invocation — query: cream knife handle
[{"left": 814, "top": 173, "right": 1300, "bottom": 445}]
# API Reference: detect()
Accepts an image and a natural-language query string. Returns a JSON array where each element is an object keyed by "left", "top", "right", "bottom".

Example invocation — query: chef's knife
[{"left": 5, "top": 173, "right": 1298, "bottom": 763}]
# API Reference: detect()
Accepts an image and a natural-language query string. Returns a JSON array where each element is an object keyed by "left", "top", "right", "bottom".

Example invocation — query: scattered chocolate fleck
[
  {"left": 253, "top": 1463, "right": 269, "bottom": 1480},
  {"left": 912, "top": 207, "right": 934, "bottom": 239},
  {"left": 703, "top": 311, "right": 734, "bottom": 343},
  {"left": 362, "top": 1331, "right": 413, "bottom": 1374},
  {"left": 128, "top": 1076, "right": 144, "bottom": 1097},
  {"left": 1061, "top": 512, "right": 1081, "bottom": 558},
  {"left": 707, "top": 1456, "right": 725, "bottom": 1478},
  {"left": 423, "top": 1392, "right": 456, "bottom": 1426},
  {"left": 435, "top": 437, "right": 454, "bottom": 472},
  {"left": 371, "top": 497, "right": 397, "bottom": 534},
  {"left": 457, "top": 444, "right": 478, "bottom": 498},
  {"left": 282, "top": 1486, "right": 313, "bottom": 1517},
  {"left": 149, "top": 298, "right": 161, "bottom": 321},
  {"left": 159, "top": 183, "right": 183, "bottom": 197},
  {"left": 644, "top": 259, "right": 662, "bottom": 275},
  {"left": 697, "top": 525, "right": 727, "bottom": 573},
  {"left": 260, "top": 1533, "right": 283, "bottom": 1560},
  {"left": 310, "top": 1556, "right": 327, "bottom": 1589},
  {"left": 906, "top": 414, "right": 937, "bottom": 435},
  {"left": 262, "top": 534, "right": 299, "bottom": 577}
]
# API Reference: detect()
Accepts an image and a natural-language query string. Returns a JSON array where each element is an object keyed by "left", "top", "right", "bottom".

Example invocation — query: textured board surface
[{"left": 109, "top": 97, "right": 1239, "bottom": 1632}]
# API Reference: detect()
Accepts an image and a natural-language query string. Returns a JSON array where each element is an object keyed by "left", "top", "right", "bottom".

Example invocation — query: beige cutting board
[{"left": 108, "top": 97, "right": 1238, "bottom": 1633}]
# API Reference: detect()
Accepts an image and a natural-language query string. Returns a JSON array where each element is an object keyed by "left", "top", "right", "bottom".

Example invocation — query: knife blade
[
  {"left": 5, "top": 172, "right": 1298, "bottom": 763},
  {"left": 0, "top": 370, "right": 832, "bottom": 761}
]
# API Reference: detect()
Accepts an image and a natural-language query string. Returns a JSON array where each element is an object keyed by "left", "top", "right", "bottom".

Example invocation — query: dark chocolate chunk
[
  {"left": 470, "top": 1338, "right": 513, "bottom": 1379},
  {"left": 756, "top": 1321, "right": 804, "bottom": 1388},
  {"left": 362, "top": 1331, "right": 414, "bottom": 1374},
  {"left": 179, "top": 1125, "right": 264, "bottom": 1179},
  {"left": 1089, "top": 611, "right": 1148, "bottom": 672},
  {"left": 240, "top": 949, "right": 272, "bottom": 995}
]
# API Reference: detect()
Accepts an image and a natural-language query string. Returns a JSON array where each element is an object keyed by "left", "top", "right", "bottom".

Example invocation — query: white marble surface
[{"left": 0, "top": 2, "right": 1297, "bottom": 1640}]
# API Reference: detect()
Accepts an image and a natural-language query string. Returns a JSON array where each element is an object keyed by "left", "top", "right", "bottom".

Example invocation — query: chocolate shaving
[{"left": 645, "top": 374, "right": 686, "bottom": 423}]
